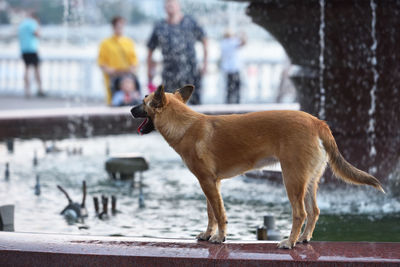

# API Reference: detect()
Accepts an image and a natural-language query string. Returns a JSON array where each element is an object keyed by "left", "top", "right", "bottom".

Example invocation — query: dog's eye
[{"left": 145, "top": 95, "right": 148, "bottom": 98}]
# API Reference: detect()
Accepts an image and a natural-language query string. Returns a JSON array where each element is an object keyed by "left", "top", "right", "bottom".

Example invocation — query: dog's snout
[
  {"left": 130, "top": 105, "right": 139, "bottom": 118},
  {"left": 130, "top": 104, "right": 147, "bottom": 118},
  {"left": 130, "top": 106, "right": 136, "bottom": 117}
]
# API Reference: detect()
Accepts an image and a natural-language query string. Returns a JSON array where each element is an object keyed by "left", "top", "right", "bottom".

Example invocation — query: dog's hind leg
[
  {"left": 298, "top": 179, "right": 320, "bottom": 243},
  {"left": 298, "top": 141, "right": 327, "bottom": 243},
  {"left": 198, "top": 178, "right": 227, "bottom": 243},
  {"left": 196, "top": 199, "right": 218, "bottom": 241},
  {"left": 278, "top": 161, "right": 308, "bottom": 249}
]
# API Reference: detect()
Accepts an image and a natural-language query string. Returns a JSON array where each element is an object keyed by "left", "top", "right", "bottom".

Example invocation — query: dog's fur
[{"left": 131, "top": 85, "right": 384, "bottom": 249}]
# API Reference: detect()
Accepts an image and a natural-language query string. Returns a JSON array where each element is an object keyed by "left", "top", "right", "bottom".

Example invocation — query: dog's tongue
[{"left": 137, "top": 117, "right": 149, "bottom": 135}]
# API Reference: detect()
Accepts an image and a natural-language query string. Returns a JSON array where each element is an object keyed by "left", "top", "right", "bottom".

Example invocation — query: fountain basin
[{"left": 1, "top": 133, "right": 399, "bottom": 241}]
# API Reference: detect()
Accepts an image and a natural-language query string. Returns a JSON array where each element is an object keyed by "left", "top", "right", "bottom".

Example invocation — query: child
[{"left": 111, "top": 75, "right": 141, "bottom": 106}]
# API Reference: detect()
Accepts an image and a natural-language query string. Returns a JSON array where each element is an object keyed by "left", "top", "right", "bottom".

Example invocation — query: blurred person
[
  {"left": 18, "top": 12, "right": 44, "bottom": 98},
  {"left": 220, "top": 29, "right": 246, "bottom": 104},
  {"left": 147, "top": 0, "right": 207, "bottom": 105},
  {"left": 98, "top": 16, "right": 139, "bottom": 105},
  {"left": 111, "top": 75, "right": 141, "bottom": 106}
]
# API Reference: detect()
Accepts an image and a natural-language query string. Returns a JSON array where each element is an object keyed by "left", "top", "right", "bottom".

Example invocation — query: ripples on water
[{"left": 0, "top": 134, "right": 399, "bottom": 241}]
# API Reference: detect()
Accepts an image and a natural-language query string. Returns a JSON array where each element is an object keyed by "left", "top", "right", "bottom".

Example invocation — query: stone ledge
[
  {"left": 0, "top": 103, "right": 299, "bottom": 141},
  {"left": 0, "top": 232, "right": 399, "bottom": 267}
]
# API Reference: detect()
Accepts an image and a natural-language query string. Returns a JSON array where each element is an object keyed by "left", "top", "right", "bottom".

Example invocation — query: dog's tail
[{"left": 317, "top": 120, "right": 385, "bottom": 193}]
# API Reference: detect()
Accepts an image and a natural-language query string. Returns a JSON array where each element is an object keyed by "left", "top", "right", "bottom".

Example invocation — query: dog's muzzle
[
  {"left": 130, "top": 104, "right": 147, "bottom": 118},
  {"left": 130, "top": 104, "right": 155, "bottom": 135}
]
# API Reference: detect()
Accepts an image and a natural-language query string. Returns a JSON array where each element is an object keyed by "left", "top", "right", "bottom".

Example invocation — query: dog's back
[{"left": 191, "top": 110, "right": 319, "bottom": 178}]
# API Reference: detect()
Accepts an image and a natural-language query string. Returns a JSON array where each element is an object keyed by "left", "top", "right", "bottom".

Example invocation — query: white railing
[
  {"left": 0, "top": 55, "right": 104, "bottom": 99},
  {"left": 0, "top": 54, "right": 286, "bottom": 104}
]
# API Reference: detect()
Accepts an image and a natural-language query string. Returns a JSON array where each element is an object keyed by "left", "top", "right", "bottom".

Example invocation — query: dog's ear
[
  {"left": 151, "top": 85, "right": 166, "bottom": 108},
  {"left": 175, "top": 84, "right": 194, "bottom": 103}
]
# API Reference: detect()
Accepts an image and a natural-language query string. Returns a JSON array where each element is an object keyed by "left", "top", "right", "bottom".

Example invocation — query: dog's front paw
[
  {"left": 277, "top": 239, "right": 295, "bottom": 249},
  {"left": 209, "top": 234, "right": 226, "bottom": 244},
  {"left": 196, "top": 232, "right": 211, "bottom": 241}
]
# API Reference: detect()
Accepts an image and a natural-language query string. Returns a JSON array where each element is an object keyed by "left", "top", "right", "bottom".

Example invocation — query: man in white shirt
[{"left": 220, "top": 30, "right": 246, "bottom": 104}]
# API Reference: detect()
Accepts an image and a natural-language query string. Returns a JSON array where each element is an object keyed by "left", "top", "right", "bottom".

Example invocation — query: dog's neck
[{"left": 154, "top": 100, "right": 202, "bottom": 147}]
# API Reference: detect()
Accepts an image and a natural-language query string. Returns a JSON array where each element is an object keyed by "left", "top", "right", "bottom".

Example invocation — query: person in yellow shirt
[{"left": 98, "top": 16, "right": 139, "bottom": 105}]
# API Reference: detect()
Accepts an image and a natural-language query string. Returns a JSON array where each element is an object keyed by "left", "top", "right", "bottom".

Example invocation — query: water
[
  {"left": 367, "top": 0, "right": 379, "bottom": 174},
  {"left": 318, "top": 0, "right": 326, "bottom": 120},
  {"left": 62, "top": 0, "right": 87, "bottom": 108},
  {"left": 62, "top": 0, "right": 69, "bottom": 43},
  {"left": 1, "top": 134, "right": 399, "bottom": 241},
  {"left": 63, "top": 0, "right": 86, "bottom": 45},
  {"left": 0, "top": 134, "right": 290, "bottom": 239},
  {"left": 314, "top": 214, "right": 400, "bottom": 242}
]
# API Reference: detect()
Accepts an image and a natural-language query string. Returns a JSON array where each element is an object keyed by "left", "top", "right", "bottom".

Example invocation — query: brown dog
[{"left": 130, "top": 85, "right": 384, "bottom": 249}]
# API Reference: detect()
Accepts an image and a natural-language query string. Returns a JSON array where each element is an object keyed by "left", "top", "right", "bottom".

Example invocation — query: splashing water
[
  {"left": 62, "top": 0, "right": 86, "bottom": 107},
  {"left": 62, "top": 0, "right": 86, "bottom": 43},
  {"left": 318, "top": 0, "right": 326, "bottom": 120},
  {"left": 63, "top": 0, "right": 69, "bottom": 44},
  {"left": 368, "top": 0, "right": 378, "bottom": 174}
]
